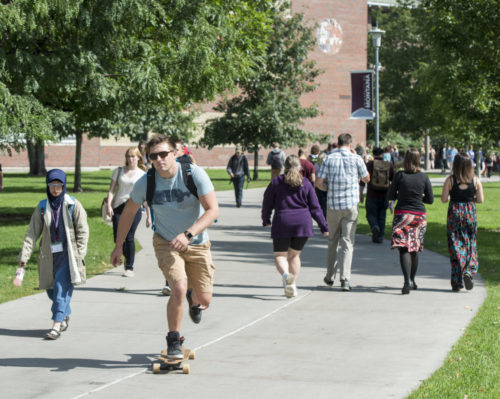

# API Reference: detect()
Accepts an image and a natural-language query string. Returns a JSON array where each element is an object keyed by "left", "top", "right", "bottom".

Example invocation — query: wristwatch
[{"left": 184, "top": 230, "right": 194, "bottom": 241}]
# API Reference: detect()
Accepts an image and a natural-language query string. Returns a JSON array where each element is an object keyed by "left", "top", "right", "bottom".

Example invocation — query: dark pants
[
  {"left": 112, "top": 202, "right": 142, "bottom": 270},
  {"left": 315, "top": 187, "right": 327, "bottom": 219},
  {"left": 365, "top": 196, "right": 388, "bottom": 241},
  {"left": 232, "top": 175, "right": 245, "bottom": 205}
]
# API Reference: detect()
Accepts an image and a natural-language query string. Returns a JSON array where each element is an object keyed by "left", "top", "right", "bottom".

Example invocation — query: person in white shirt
[{"left": 106, "top": 147, "right": 151, "bottom": 276}]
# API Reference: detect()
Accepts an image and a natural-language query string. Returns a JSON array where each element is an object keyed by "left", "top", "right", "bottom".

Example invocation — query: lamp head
[{"left": 369, "top": 26, "right": 385, "bottom": 48}]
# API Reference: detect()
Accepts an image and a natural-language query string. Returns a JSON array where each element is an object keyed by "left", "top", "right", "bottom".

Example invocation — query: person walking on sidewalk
[
  {"left": 387, "top": 149, "right": 434, "bottom": 295},
  {"left": 266, "top": 142, "right": 286, "bottom": 179},
  {"left": 226, "top": 145, "right": 250, "bottom": 208},
  {"left": 110, "top": 134, "right": 219, "bottom": 359},
  {"left": 17, "top": 169, "right": 89, "bottom": 339},
  {"left": 106, "top": 147, "right": 151, "bottom": 277},
  {"left": 441, "top": 153, "right": 484, "bottom": 291},
  {"left": 315, "top": 133, "right": 370, "bottom": 291},
  {"left": 365, "top": 147, "right": 394, "bottom": 244},
  {"left": 262, "top": 155, "right": 328, "bottom": 298}
]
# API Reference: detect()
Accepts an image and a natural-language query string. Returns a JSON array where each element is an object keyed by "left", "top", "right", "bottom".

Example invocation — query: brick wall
[{"left": 293, "top": 0, "right": 368, "bottom": 144}]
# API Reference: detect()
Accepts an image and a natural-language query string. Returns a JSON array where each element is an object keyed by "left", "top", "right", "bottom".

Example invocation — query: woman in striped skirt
[{"left": 387, "top": 149, "right": 434, "bottom": 294}]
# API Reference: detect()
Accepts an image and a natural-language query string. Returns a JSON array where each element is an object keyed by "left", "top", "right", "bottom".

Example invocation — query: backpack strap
[
  {"left": 39, "top": 199, "right": 47, "bottom": 219},
  {"left": 179, "top": 160, "right": 198, "bottom": 199},
  {"left": 146, "top": 166, "right": 156, "bottom": 230}
]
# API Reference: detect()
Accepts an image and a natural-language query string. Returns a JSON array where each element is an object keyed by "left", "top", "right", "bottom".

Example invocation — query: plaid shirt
[{"left": 317, "top": 148, "right": 368, "bottom": 210}]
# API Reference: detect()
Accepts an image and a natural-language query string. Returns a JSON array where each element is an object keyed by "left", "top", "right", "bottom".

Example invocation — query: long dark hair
[
  {"left": 452, "top": 152, "right": 474, "bottom": 183},
  {"left": 403, "top": 149, "right": 421, "bottom": 173}
]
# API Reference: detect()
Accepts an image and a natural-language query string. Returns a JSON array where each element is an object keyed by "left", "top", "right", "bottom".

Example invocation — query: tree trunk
[
  {"left": 27, "top": 138, "right": 47, "bottom": 176},
  {"left": 253, "top": 150, "right": 259, "bottom": 180},
  {"left": 73, "top": 132, "right": 83, "bottom": 192}
]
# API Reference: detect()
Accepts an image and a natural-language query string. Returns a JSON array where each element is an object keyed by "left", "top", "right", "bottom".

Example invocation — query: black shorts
[{"left": 273, "top": 237, "right": 308, "bottom": 252}]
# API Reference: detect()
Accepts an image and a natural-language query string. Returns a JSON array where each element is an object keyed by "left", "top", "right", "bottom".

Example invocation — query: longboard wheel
[
  {"left": 152, "top": 363, "right": 161, "bottom": 374},
  {"left": 189, "top": 351, "right": 196, "bottom": 360},
  {"left": 182, "top": 364, "right": 190, "bottom": 374}
]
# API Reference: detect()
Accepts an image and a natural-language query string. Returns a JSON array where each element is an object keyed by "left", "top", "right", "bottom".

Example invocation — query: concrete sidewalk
[{"left": 0, "top": 187, "right": 486, "bottom": 399}]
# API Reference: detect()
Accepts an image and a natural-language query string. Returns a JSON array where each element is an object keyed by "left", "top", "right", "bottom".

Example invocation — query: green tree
[
  {"left": 369, "top": 1, "right": 440, "bottom": 143},
  {"left": 201, "top": 3, "right": 321, "bottom": 179},
  {"left": 421, "top": 0, "right": 500, "bottom": 144},
  {"left": 371, "top": 0, "right": 499, "bottom": 148},
  {"left": 0, "top": 0, "right": 273, "bottom": 187}
]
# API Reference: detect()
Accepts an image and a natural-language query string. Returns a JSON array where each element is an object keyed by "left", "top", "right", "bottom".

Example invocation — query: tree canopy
[
  {"left": 201, "top": 3, "right": 321, "bottom": 176},
  {"left": 0, "top": 0, "right": 273, "bottom": 185},
  {"left": 370, "top": 0, "right": 499, "bottom": 147}
]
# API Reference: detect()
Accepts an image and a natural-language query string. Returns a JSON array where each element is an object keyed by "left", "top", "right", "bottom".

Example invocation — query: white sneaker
[
  {"left": 282, "top": 273, "right": 295, "bottom": 298},
  {"left": 122, "top": 269, "right": 135, "bottom": 277}
]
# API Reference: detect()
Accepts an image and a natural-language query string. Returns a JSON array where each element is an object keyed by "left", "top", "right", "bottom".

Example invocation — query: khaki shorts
[{"left": 153, "top": 233, "right": 215, "bottom": 293}]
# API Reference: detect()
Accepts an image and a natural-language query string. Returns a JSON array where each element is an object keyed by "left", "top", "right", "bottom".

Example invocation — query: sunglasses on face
[
  {"left": 48, "top": 183, "right": 64, "bottom": 188},
  {"left": 149, "top": 151, "right": 171, "bottom": 160}
]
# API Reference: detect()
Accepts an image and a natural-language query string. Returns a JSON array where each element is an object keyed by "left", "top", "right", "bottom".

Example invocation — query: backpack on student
[
  {"left": 146, "top": 159, "right": 198, "bottom": 207},
  {"left": 146, "top": 159, "right": 198, "bottom": 230},
  {"left": 371, "top": 159, "right": 391, "bottom": 190},
  {"left": 308, "top": 154, "right": 318, "bottom": 164},
  {"left": 270, "top": 152, "right": 283, "bottom": 169},
  {"left": 39, "top": 197, "right": 75, "bottom": 224}
]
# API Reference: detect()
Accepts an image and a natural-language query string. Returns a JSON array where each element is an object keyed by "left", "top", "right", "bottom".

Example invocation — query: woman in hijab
[{"left": 17, "top": 169, "right": 89, "bottom": 339}]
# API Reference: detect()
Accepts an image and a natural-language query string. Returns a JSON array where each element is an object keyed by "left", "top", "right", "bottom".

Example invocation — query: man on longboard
[{"left": 110, "top": 134, "right": 219, "bottom": 358}]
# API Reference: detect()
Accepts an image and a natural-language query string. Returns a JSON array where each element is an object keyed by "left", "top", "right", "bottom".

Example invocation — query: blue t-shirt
[{"left": 130, "top": 163, "right": 214, "bottom": 245}]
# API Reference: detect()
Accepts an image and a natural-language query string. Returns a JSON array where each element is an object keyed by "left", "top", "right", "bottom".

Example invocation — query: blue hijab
[{"left": 46, "top": 169, "right": 67, "bottom": 211}]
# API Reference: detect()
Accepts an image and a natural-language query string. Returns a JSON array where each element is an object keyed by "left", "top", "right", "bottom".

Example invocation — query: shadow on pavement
[
  {"left": 0, "top": 328, "right": 48, "bottom": 338},
  {"left": 0, "top": 353, "right": 153, "bottom": 372}
]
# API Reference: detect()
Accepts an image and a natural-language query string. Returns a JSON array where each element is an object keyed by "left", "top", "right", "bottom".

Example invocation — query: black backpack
[{"left": 146, "top": 159, "right": 198, "bottom": 208}]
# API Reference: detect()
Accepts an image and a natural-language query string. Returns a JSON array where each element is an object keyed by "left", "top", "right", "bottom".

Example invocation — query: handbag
[{"left": 101, "top": 197, "right": 111, "bottom": 222}]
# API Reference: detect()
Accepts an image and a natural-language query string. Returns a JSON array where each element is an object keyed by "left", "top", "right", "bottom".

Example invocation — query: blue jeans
[
  {"left": 232, "top": 176, "right": 245, "bottom": 205},
  {"left": 46, "top": 259, "right": 73, "bottom": 322},
  {"left": 112, "top": 203, "right": 142, "bottom": 270},
  {"left": 365, "top": 196, "right": 388, "bottom": 241}
]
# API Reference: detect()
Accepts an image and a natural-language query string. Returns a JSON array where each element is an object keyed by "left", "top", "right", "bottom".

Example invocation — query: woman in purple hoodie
[{"left": 262, "top": 155, "right": 329, "bottom": 298}]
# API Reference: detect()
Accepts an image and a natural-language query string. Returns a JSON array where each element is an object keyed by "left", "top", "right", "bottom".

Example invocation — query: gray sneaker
[
  {"left": 166, "top": 331, "right": 183, "bottom": 359},
  {"left": 323, "top": 276, "right": 334, "bottom": 287}
]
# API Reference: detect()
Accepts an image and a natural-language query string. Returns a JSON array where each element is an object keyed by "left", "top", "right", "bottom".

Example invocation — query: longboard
[{"left": 152, "top": 346, "right": 195, "bottom": 374}]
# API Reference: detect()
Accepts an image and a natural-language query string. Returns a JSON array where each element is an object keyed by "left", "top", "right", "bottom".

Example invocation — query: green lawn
[
  {"left": 357, "top": 183, "right": 500, "bottom": 399},
  {"left": 0, "top": 168, "right": 272, "bottom": 303},
  {"left": 0, "top": 171, "right": 498, "bottom": 397}
]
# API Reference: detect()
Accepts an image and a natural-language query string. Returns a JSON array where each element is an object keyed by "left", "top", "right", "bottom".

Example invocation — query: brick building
[{"left": 1, "top": 1, "right": 394, "bottom": 170}]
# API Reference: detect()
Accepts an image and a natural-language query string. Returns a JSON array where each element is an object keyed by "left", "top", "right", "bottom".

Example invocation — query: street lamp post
[{"left": 369, "top": 26, "right": 385, "bottom": 148}]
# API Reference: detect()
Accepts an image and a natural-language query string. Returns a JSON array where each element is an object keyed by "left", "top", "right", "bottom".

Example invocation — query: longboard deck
[{"left": 152, "top": 346, "right": 195, "bottom": 374}]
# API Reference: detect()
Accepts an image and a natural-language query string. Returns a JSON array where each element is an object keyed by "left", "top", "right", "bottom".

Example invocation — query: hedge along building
[{"left": 0, "top": 1, "right": 396, "bottom": 170}]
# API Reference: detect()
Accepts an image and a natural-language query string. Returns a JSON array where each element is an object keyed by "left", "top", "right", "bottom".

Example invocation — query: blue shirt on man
[{"left": 130, "top": 163, "right": 214, "bottom": 245}]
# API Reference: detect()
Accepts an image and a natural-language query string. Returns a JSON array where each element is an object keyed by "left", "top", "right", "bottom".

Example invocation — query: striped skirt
[
  {"left": 391, "top": 212, "right": 427, "bottom": 252},
  {"left": 447, "top": 201, "right": 478, "bottom": 290}
]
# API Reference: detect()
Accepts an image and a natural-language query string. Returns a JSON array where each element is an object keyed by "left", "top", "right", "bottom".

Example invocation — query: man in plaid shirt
[{"left": 316, "top": 133, "right": 370, "bottom": 291}]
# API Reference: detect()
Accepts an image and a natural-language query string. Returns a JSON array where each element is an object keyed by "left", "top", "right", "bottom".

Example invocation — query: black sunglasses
[{"left": 150, "top": 151, "right": 171, "bottom": 160}]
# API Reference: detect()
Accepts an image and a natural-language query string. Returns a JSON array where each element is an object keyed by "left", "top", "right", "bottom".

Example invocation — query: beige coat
[{"left": 18, "top": 194, "right": 89, "bottom": 290}]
